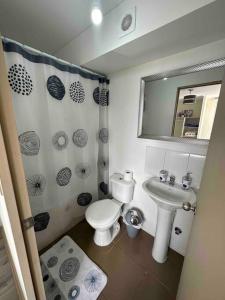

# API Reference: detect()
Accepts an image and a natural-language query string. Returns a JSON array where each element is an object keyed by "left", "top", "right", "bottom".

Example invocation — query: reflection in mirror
[
  {"left": 139, "top": 59, "right": 225, "bottom": 142},
  {"left": 173, "top": 83, "right": 221, "bottom": 140}
]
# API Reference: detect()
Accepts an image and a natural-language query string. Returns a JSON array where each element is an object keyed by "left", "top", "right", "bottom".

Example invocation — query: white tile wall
[
  {"left": 145, "top": 147, "right": 166, "bottom": 175},
  {"left": 145, "top": 146, "right": 206, "bottom": 255},
  {"left": 145, "top": 146, "right": 206, "bottom": 187},
  {"left": 164, "top": 150, "right": 189, "bottom": 184},
  {"left": 188, "top": 154, "right": 206, "bottom": 189}
]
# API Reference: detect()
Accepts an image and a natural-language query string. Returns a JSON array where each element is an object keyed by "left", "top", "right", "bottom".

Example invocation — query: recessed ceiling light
[{"left": 91, "top": 7, "right": 103, "bottom": 25}]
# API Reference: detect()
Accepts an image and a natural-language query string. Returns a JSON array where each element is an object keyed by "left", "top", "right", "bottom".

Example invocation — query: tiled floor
[{"left": 65, "top": 220, "right": 184, "bottom": 300}]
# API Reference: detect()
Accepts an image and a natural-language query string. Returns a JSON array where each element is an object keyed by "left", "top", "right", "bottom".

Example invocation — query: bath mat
[{"left": 41, "top": 235, "right": 107, "bottom": 300}]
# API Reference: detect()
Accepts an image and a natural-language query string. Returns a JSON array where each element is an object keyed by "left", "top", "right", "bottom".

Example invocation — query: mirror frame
[{"left": 137, "top": 57, "right": 225, "bottom": 145}]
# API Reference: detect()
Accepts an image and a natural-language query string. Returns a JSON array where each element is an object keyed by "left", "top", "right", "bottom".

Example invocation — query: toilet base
[{"left": 94, "top": 222, "right": 120, "bottom": 246}]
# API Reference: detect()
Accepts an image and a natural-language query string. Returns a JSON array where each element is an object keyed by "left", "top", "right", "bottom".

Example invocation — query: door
[
  {"left": 0, "top": 124, "right": 35, "bottom": 299},
  {"left": 177, "top": 75, "right": 225, "bottom": 299},
  {"left": 0, "top": 36, "right": 46, "bottom": 300}
]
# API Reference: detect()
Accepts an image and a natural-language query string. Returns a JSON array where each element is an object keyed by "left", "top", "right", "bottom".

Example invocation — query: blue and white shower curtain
[{"left": 3, "top": 38, "right": 109, "bottom": 250}]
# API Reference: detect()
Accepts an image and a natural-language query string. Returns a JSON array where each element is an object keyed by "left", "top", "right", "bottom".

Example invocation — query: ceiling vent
[{"left": 119, "top": 6, "right": 136, "bottom": 37}]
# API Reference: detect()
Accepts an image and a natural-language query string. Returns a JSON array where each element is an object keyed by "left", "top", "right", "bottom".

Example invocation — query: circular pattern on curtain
[
  {"left": 69, "top": 81, "right": 85, "bottom": 103},
  {"left": 34, "top": 212, "right": 50, "bottom": 232},
  {"left": 93, "top": 87, "right": 109, "bottom": 106},
  {"left": 84, "top": 270, "right": 102, "bottom": 293},
  {"left": 59, "top": 257, "right": 80, "bottom": 282},
  {"left": 56, "top": 167, "right": 72, "bottom": 186},
  {"left": 77, "top": 193, "right": 92, "bottom": 206},
  {"left": 93, "top": 87, "right": 99, "bottom": 104},
  {"left": 98, "top": 157, "right": 109, "bottom": 171},
  {"left": 75, "top": 163, "right": 91, "bottom": 179},
  {"left": 72, "top": 129, "right": 88, "bottom": 147},
  {"left": 26, "top": 174, "right": 46, "bottom": 196},
  {"left": 99, "top": 128, "right": 109, "bottom": 143},
  {"left": 19, "top": 131, "right": 40, "bottom": 156},
  {"left": 99, "top": 182, "right": 108, "bottom": 195},
  {"left": 47, "top": 75, "right": 65, "bottom": 100},
  {"left": 8, "top": 64, "right": 33, "bottom": 95},
  {"left": 52, "top": 131, "right": 68, "bottom": 150}
]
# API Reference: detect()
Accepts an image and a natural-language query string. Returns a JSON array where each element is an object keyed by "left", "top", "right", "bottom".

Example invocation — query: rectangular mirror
[{"left": 138, "top": 59, "right": 225, "bottom": 143}]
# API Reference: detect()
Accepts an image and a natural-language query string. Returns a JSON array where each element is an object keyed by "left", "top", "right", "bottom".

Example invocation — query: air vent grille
[{"left": 144, "top": 58, "right": 225, "bottom": 82}]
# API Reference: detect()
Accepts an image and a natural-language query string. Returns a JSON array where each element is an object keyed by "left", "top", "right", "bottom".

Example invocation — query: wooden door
[
  {"left": 0, "top": 36, "right": 46, "bottom": 300},
  {"left": 177, "top": 74, "right": 225, "bottom": 299},
  {"left": 0, "top": 124, "right": 35, "bottom": 299}
]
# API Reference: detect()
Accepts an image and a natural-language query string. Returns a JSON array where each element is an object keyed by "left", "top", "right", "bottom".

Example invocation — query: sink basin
[
  {"left": 142, "top": 177, "right": 196, "bottom": 263},
  {"left": 142, "top": 177, "right": 196, "bottom": 209}
]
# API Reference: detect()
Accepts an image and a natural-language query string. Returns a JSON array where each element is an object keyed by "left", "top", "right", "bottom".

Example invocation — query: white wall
[
  {"left": 109, "top": 40, "right": 225, "bottom": 255},
  {"left": 55, "top": 0, "right": 214, "bottom": 65}
]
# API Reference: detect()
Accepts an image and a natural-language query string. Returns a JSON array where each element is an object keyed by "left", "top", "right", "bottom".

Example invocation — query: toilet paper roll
[{"left": 124, "top": 170, "right": 133, "bottom": 181}]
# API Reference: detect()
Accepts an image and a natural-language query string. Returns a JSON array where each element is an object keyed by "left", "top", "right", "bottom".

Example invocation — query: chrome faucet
[
  {"left": 159, "top": 170, "right": 168, "bottom": 182},
  {"left": 169, "top": 175, "right": 176, "bottom": 186},
  {"left": 182, "top": 172, "right": 192, "bottom": 190}
]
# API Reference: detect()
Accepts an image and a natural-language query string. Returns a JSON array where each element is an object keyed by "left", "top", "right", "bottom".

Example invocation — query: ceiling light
[
  {"left": 91, "top": 7, "right": 103, "bottom": 25},
  {"left": 163, "top": 77, "right": 168, "bottom": 81}
]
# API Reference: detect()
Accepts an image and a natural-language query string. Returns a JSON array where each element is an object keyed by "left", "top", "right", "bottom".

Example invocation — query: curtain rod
[{"left": 2, "top": 36, "right": 107, "bottom": 80}]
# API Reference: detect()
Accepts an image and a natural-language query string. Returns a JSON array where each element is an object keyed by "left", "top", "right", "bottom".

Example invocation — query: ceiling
[
  {"left": 0, "top": 0, "right": 123, "bottom": 53},
  {"left": 1, "top": 0, "right": 225, "bottom": 75},
  {"left": 85, "top": 1, "right": 225, "bottom": 74}
]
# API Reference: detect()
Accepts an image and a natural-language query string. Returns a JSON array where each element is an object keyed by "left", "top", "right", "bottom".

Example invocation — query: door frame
[
  {"left": 177, "top": 74, "right": 225, "bottom": 298},
  {"left": 0, "top": 125, "right": 35, "bottom": 299},
  {"left": 0, "top": 34, "right": 46, "bottom": 300}
]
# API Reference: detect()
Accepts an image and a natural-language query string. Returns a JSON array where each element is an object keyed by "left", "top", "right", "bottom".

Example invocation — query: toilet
[{"left": 85, "top": 173, "right": 135, "bottom": 246}]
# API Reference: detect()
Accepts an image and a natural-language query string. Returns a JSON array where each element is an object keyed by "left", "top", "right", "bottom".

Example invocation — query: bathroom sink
[
  {"left": 142, "top": 177, "right": 196, "bottom": 263},
  {"left": 142, "top": 177, "right": 196, "bottom": 209}
]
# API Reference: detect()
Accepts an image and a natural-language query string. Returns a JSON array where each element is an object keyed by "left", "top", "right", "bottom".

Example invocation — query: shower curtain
[{"left": 2, "top": 38, "right": 109, "bottom": 250}]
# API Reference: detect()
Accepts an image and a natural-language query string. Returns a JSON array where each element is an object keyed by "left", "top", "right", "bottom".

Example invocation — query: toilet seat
[{"left": 85, "top": 199, "right": 122, "bottom": 229}]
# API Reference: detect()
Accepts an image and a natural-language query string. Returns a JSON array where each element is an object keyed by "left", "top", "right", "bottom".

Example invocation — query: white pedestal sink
[{"left": 142, "top": 177, "right": 196, "bottom": 263}]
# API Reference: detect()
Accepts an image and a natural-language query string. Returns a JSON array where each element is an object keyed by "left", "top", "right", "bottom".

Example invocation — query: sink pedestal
[
  {"left": 142, "top": 177, "right": 196, "bottom": 263},
  {"left": 152, "top": 207, "right": 176, "bottom": 263}
]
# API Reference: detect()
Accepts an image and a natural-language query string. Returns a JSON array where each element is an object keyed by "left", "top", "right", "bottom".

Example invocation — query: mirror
[{"left": 138, "top": 59, "right": 225, "bottom": 142}]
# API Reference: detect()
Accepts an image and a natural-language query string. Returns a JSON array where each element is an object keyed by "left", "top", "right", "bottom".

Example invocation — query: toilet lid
[{"left": 85, "top": 199, "right": 121, "bottom": 228}]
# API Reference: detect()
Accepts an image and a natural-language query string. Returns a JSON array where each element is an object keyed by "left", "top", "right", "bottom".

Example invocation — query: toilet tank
[{"left": 110, "top": 173, "right": 135, "bottom": 204}]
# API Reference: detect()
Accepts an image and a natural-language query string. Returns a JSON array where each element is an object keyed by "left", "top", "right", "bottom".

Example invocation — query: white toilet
[{"left": 85, "top": 173, "right": 135, "bottom": 246}]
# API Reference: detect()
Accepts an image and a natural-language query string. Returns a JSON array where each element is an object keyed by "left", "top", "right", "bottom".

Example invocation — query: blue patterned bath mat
[{"left": 41, "top": 235, "right": 107, "bottom": 300}]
